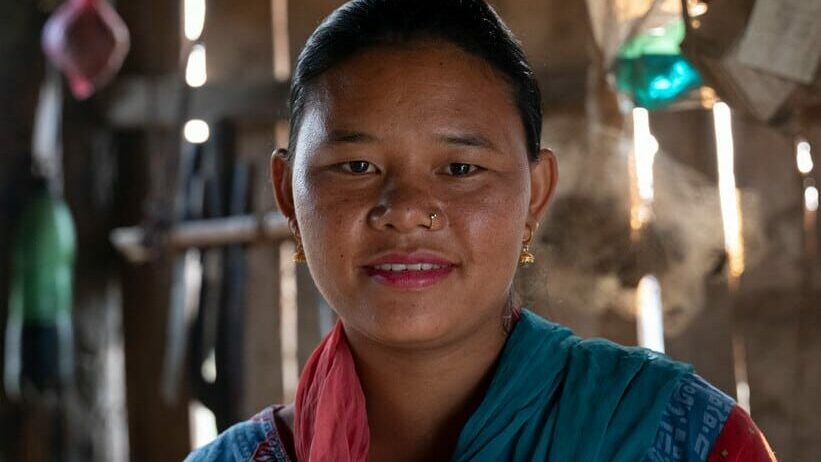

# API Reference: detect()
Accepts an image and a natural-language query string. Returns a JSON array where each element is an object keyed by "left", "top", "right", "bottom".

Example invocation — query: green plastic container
[
  {"left": 615, "top": 20, "right": 702, "bottom": 110},
  {"left": 4, "top": 188, "right": 76, "bottom": 398}
]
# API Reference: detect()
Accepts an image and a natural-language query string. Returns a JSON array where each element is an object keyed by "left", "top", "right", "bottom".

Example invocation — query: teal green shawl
[{"left": 453, "top": 310, "right": 692, "bottom": 461}]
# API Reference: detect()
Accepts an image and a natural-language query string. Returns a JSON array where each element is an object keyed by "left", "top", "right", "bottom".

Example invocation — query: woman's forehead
[{"left": 304, "top": 43, "right": 522, "bottom": 134}]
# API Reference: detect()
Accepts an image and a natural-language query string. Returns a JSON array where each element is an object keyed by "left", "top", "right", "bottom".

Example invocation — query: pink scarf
[
  {"left": 294, "top": 321, "right": 369, "bottom": 461},
  {"left": 293, "top": 308, "right": 521, "bottom": 461}
]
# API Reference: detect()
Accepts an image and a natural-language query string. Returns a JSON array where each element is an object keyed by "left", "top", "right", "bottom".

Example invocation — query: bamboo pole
[{"left": 110, "top": 212, "right": 290, "bottom": 263}]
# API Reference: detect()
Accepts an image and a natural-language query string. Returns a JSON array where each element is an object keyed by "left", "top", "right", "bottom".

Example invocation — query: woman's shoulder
[
  {"left": 562, "top": 337, "right": 777, "bottom": 460},
  {"left": 645, "top": 373, "right": 777, "bottom": 462},
  {"left": 520, "top": 311, "right": 776, "bottom": 460},
  {"left": 184, "top": 405, "right": 293, "bottom": 462},
  {"left": 523, "top": 310, "right": 686, "bottom": 366},
  {"left": 523, "top": 309, "right": 693, "bottom": 379}
]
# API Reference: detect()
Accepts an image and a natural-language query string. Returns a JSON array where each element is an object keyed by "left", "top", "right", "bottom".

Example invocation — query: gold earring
[
  {"left": 293, "top": 237, "right": 306, "bottom": 263},
  {"left": 519, "top": 225, "right": 535, "bottom": 266},
  {"left": 290, "top": 220, "right": 306, "bottom": 263}
]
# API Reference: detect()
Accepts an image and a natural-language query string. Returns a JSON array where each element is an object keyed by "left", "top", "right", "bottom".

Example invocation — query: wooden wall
[{"left": 1, "top": 1, "right": 819, "bottom": 461}]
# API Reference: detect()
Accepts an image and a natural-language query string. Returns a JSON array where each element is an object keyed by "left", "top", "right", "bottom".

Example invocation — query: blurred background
[{"left": 0, "top": 0, "right": 819, "bottom": 460}]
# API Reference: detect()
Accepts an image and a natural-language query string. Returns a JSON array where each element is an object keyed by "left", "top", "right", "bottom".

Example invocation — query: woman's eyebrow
[
  {"left": 323, "top": 129, "right": 498, "bottom": 152},
  {"left": 437, "top": 132, "right": 498, "bottom": 152},
  {"left": 326, "top": 129, "right": 378, "bottom": 144}
]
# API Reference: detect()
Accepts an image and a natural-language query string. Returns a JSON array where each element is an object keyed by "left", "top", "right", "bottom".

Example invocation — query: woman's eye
[
  {"left": 339, "top": 161, "right": 376, "bottom": 174},
  {"left": 447, "top": 163, "right": 479, "bottom": 176}
]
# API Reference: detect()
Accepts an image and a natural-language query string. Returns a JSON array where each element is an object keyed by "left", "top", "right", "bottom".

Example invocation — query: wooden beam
[
  {"left": 103, "top": 77, "right": 290, "bottom": 128},
  {"left": 101, "top": 68, "right": 587, "bottom": 130}
]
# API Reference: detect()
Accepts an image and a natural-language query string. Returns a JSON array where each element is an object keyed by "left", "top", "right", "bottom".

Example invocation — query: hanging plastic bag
[
  {"left": 42, "top": 0, "right": 130, "bottom": 100},
  {"left": 614, "top": 19, "right": 702, "bottom": 110},
  {"left": 587, "top": 0, "right": 683, "bottom": 68},
  {"left": 587, "top": 0, "right": 703, "bottom": 110}
]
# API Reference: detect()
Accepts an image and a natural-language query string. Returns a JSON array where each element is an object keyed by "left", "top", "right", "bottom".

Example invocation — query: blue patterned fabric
[
  {"left": 452, "top": 310, "right": 693, "bottom": 462},
  {"left": 184, "top": 314, "right": 736, "bottom": 462},
  {"left": 184, "top": 406, "right": 291, "bottom": 462},
  {"left": 643, "top": 373, "right": 735, "bottom": 462}
]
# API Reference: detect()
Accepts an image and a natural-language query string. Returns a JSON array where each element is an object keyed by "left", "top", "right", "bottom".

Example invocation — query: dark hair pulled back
[{"left": 287, "top": 0, "right": 543, "bottom": 161}]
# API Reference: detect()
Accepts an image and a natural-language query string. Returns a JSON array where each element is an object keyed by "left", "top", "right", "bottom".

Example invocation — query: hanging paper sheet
[{"left": 737, "top": 0, "right": 821, "bottom": 84}]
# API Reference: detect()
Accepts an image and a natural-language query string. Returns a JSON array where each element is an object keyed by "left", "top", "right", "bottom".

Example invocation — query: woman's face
[{"left": 273, "top": 42, "right": 556, "bottom": 350}]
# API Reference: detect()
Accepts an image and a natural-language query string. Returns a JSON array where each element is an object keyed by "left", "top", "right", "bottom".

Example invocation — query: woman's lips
[
  {"left": 363, "top": 264, "right": 455, "bottom": 289},
  {"left": 362, "top": 252, "right": 457, "bottom": 289}
]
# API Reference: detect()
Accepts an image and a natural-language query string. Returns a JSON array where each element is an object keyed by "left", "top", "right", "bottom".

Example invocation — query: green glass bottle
[{"left": 4, "top": 185, "right": 76, "bottom": 399}]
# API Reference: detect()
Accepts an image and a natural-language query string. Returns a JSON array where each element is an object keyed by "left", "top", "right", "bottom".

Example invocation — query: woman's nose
[{"left": 367, "top": 178, "right": 444, "bottom": 233}]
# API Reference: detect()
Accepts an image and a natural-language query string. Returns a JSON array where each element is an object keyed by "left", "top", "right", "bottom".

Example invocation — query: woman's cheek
[
  {"left": 465, "top": 207, "right": 520, "bottom": 262},
  {"left": 293, "top": 176, "right": 336, "bottom": 266},
  {"left": 457, "top": 178, "right": 527, "bottom": 223},
  {"left": 295, "top": 171, "right": 346, "bottom": 224}
]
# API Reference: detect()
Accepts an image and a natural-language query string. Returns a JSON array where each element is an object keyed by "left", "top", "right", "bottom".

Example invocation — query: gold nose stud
[{"left": 428, "top": 212, "right": 440, "bottom": 230}]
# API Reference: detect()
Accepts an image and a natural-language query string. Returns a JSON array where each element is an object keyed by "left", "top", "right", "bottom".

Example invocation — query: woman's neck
[{"left": 345, "top": 317, "right": 508, "bottom": 462}]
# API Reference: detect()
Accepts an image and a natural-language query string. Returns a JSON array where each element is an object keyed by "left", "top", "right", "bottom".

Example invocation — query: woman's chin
[{"left": 344, "top": 307, "right": 465, "bottom": 351}]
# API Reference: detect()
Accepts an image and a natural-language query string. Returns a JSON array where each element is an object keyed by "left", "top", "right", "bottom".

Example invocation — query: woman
[{"left": 186, "top": 0, "right": 776, "bottom": 460}]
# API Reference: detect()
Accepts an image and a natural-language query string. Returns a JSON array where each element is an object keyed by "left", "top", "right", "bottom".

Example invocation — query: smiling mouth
[
  {"left": 371, "top": 263, "right": 450, "bottom": 272},
  {"left": 361, "top": 250, "right": 458, "bottom": 289},
  {"left": 363, "top": 262, "right": 456, "bottom": 290}
]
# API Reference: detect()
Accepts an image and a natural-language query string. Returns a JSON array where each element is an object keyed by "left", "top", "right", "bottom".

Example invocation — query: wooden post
[
  {"left": 296, "top": 265, "right": 324, "bottom": 372},
  {"left": 241, "top": 129, "right": 285, "bottom": 415},
  {"left": 205, "top": 0, "right": 287, "bottom": 416},
  {"left": 116, "top": 135, "right": 193, "bottom": 460},
  {"left": 114, "top": 0, "right": 193, "bottom": 459}
]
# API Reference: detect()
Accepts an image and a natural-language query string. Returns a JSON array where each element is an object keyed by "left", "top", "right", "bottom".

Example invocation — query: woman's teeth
[{"left": 373, "top": 263, "right": 447, "bottom": 271}]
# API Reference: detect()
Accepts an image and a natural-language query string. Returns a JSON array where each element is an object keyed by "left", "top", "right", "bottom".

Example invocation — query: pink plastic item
[{"left": 42, "top": 0, "right": 130, "bottom": 100}]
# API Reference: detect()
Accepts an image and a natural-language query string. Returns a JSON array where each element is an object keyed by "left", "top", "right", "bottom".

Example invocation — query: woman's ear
[
  {"left": 271, "top": 148, "right": 296, "bottom": 221},
  {"left": 527, "top": 148, "right": 558, "bottom": 225}
]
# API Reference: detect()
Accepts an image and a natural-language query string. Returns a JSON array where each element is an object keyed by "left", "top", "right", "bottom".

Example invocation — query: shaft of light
[
  {"left": 279, "top": 241, "right": 299, "bottom": 402},
  {"left": 687, "top": 0, "right": 709, "bottom": 16},
  {"left": 712, "top": 102, "right": 745, "bottom": 280},
  {"left": 633, "top": 108, "right": 658, "bottom": 203},
  {"left": 806, "top": 186, "right": 819, "bottom": 212},
  {"left": 637, "top": 275, "right": 665, "bottom": 353},
  {"left": 184, "top": 119, "right": 210, "bottom": 144},
  {"left": 189, "top": 400, "right": 217, "bottom": 450},
  {"left": 714, "top": 102, "right": 751, "bottom": 412},
  {"left": 797, "top": 140, "right": 813, "bottom": 175},
  {"left": 185, "top": 44, "right": 208, "bottom": 88},
  {"left": 630, "top": 107, "right": 658, "bottom": 232},
  {"left": 271, "top": 0, "right": 291, "bottom": 81},
  {"left": 184, "top": 0, "right": 206, "bottom": 41},
  {"left": 732, "top": 334, "right": 751, "bottom": 413}
]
